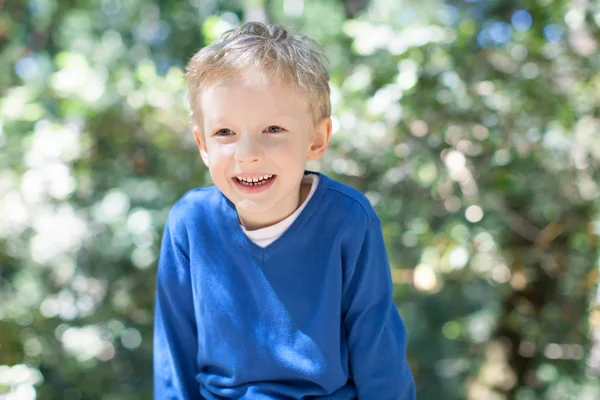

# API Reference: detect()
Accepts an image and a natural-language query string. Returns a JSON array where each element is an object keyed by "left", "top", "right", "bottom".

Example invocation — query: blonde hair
[{"left": 185, "top": 22, "right": 331, "bottom": 126}]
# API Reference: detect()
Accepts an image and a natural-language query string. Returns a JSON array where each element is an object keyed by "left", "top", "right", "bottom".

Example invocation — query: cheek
[
  {"left": 207, "top": 143, "right": 235, "bottom": 160},
  {"left": 265, "top": 137, "right": 307, "bottom": 155}
]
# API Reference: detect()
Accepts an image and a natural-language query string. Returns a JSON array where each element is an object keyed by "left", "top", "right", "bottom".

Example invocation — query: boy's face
[{"left": 193, "top": 70, "right": 332, "bottom": 230}]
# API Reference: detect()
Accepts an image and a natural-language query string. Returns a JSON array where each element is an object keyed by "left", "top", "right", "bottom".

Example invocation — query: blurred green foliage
[{"left": 1, "top": 0, "right": 600, "bottom": 399}]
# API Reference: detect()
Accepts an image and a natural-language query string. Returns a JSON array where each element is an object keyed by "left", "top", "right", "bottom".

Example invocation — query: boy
[{"left": 153, "top": 22, "right": 415, "bottom": 399}]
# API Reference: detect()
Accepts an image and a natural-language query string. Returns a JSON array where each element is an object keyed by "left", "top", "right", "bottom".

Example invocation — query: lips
[
  {"left": 231, "top": 174, "right": 277, "bottom": 192},
  {"left": 234, "top": 174, "right": 275, "bottom": 186}
]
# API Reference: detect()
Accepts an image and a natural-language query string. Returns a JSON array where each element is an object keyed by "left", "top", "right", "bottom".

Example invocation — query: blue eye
[
  {"left": 215, "top": 129, "right": 234, "bottom": 136},
  {"left": 266, "top": 126, "right": 284, "bottom": 133}
]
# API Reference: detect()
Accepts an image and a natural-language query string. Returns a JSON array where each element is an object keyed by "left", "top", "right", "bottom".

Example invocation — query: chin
[{"left": 233, "top": 197, "right": 272, "bottom": 212}]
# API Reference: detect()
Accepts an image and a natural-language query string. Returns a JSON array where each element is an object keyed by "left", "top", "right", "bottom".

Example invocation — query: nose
[{"left": 235, "top": 134, "right": 261, "bottom": 164}]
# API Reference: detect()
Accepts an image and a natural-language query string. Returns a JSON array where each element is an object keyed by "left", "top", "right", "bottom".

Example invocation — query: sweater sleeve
[
  {"left": 153, "top": 217, "right": 200, "bottom": 400},
  {"left": 342, "top": 217, "right": 415, "bottom": 399}
]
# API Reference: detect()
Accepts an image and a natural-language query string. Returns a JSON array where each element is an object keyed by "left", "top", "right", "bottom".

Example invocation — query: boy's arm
[
  {"left": 342, "top": 217, "right": 416, "bottom": 399},
  {"left": 153, "top": 217, "right": 200, "bottom": 400}
]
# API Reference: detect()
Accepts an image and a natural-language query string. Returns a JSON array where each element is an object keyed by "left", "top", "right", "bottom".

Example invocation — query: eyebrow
[{"left": 206, "top": 115, "right": 297, "bottom": 126}]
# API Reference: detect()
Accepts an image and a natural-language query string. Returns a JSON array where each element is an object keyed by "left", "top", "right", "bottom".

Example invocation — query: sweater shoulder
[
  {"left": 167, "top": 185, "right": 222, "bottom": 228},
  {"left": 323, "top": 176, "right": 380, "bottom": 225}
]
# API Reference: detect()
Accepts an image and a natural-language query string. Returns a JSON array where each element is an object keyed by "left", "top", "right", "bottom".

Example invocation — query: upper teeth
[{"left": 237, "top": 175, "right": 273, "bottom": 182}]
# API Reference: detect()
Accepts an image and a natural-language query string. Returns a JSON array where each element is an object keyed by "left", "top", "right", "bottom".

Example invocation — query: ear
[
  {"left": 307, "top": 117, "right": 332, "bottom": 160},
  {"left": 193, "top": 128, "right": 210, "bottom": 167}
]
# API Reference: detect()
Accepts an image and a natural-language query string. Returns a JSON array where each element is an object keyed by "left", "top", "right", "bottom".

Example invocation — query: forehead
[{"left": 199, "top": 70, "right": 310, "bottom": 121}]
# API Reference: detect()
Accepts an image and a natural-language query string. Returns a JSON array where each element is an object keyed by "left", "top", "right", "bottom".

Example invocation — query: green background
[{"left": 1, "top": 0, "right": 600, "bottom": 398}]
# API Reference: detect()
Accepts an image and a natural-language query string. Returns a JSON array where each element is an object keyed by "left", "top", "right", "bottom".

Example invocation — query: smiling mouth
[{"left": 234, "top": 175, "right": 276, "bottom": 186}]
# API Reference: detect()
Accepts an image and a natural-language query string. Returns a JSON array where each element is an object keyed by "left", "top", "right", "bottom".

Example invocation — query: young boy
[{"left": 153, "top": 22, "right": 415, "bottom": 399}]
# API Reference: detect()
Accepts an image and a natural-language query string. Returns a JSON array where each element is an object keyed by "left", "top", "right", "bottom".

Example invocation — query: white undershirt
[{"left": 242, "top": 174, "right": 319, "bottom": 248}]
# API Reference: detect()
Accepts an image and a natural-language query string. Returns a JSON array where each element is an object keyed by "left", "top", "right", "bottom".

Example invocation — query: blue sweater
[{"left": 153, "top": 172, "right": 415, "bottom": 399}]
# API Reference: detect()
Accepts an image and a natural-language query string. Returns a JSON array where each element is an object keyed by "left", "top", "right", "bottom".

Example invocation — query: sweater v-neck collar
[{"left": 219, "top": 171, "right": 328, "bottom": 263}]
